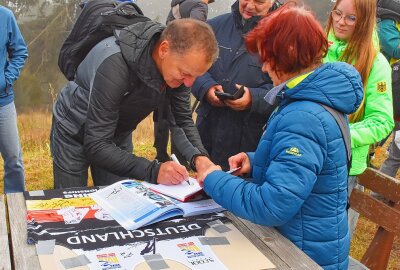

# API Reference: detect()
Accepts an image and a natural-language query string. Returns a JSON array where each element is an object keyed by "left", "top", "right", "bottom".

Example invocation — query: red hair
[{"left": 246, "top": 3, "right": 328, "bottom": 75}]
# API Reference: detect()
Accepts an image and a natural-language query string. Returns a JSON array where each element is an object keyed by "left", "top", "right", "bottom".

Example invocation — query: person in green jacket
[{"left": 324, "top": 0, "right": 394, "bottom": 237}]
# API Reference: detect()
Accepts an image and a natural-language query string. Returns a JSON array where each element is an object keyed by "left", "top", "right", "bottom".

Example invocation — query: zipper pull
[{"left": 277, "top": 91, "right": 285, "bottom": 100}]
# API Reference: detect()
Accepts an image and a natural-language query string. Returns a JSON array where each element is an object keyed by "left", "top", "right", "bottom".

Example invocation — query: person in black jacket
[
  {"left": 51, "top": 19, "right": 218, "bottom": 188},
  {"left": 166, "top": 0, "right": 214, "bottom": 24},
  {"left": 153, "top": 0, "right": 215, "bottom": 165}
]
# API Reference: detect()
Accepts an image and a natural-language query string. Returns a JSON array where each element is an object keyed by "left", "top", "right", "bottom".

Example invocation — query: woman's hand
[{"left": 228, "top": 152, "right": 251, "bottom": 175}]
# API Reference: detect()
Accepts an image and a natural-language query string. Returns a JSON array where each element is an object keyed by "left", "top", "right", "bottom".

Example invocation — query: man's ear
[{"left": 158, "top": 40, "right": 170, "bottom": 59}]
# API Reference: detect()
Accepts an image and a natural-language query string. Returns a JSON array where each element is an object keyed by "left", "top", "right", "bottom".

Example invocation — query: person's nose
[
  {"left": 247, "top": 1, "right": 255, "bottom": 10},
  {"left": 337, "top": 16, "right": 346, "bottom": 26}
]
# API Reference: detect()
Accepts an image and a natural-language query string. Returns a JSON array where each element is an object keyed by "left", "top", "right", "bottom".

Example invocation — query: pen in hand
[
  {"left": 171, "top": 154, "right": 191, "bottom": 185},
  {"left": 226, "top": 167, "right": 241, "bottom": 174}
]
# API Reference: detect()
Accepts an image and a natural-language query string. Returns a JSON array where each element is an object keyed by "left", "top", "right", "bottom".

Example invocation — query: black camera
[{"left": 214, "top": 85, "right": 245, "bottom": 100}]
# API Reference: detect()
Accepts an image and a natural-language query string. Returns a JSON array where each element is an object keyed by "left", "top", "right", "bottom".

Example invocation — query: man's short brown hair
[{"left": 161, "top": 19, "right": 218, "bottom": 64}]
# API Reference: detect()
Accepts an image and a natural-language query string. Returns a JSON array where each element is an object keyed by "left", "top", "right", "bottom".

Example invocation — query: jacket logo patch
[
  {"left": 286, "top": 147, "right": 302, "bottom": 157},
  {"left": 377, "top": 82, "right": 387, "bottom": 93}
]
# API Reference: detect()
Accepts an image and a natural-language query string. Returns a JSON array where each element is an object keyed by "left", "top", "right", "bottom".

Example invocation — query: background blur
[{"left": 0, "top": 0, "right": 334, "bottom": 110}]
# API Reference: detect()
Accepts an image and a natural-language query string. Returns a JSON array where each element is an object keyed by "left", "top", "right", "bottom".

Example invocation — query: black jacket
[
  {"left": 377, "top": 0, "right": 400, "bottom": 22},
  {"left": 53, "top": 21, "right": 207, "bottom": 183},
  {"left": 166, "top": 0, "right": 208, "bottom": 23}
]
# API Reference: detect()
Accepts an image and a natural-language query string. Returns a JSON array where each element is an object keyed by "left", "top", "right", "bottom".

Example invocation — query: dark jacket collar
[
  {"left": 117, "top": 21, "right": 166, "bottom": 93},
  {"left": 171, "top": 0, "right": 185, "bottom": 7}
]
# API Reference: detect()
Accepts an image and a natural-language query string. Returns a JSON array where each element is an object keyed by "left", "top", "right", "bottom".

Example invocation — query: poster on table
[{"left": 25, "top": 187, "right": 275, "bottom": 270}]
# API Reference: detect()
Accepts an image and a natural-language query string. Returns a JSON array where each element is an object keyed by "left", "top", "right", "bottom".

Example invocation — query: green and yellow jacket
[{"left": 324, "top": 33, "right": 394, "bottom": 175}]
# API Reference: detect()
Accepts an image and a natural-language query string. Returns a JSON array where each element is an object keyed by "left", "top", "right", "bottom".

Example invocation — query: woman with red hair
[{"left": 198, "top": 3, "right": 364, "bottom": 269}]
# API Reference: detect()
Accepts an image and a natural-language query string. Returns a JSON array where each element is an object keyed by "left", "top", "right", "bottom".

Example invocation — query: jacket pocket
[{"left": 0, "top": 71, "right": 8, "bottom": 97}]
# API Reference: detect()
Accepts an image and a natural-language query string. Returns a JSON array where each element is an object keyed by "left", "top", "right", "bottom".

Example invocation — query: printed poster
[{"left": 25, "top": 186, "right": 275, "bottom": 270}]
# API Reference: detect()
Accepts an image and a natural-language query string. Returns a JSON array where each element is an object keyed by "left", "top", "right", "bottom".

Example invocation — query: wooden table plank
[
  {"left": 7, "top": 193, "right": 41, "bottom": 270},
  {"left": 0, "top": 195, "right": 12, "bottom": 270},
  {"left": 225, "top": 212, "right": 289, "bottom": 269},
  {"left": 226, "top": 213, "right": 322, "bottom": 270}
]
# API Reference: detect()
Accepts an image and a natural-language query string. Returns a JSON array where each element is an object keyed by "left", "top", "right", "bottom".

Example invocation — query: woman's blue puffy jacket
[{"left": 204, "top": 62, "right": 364, "bottom": 269}]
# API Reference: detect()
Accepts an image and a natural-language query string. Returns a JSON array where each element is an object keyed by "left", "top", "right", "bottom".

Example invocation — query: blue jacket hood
[{"left": 282, "top": 62, "right": 363, "bottom": 115}]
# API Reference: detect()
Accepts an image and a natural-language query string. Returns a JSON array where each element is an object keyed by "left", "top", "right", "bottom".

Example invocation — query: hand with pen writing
[{"left": 156, "top": 161, "right": 189, "bottom": 185}]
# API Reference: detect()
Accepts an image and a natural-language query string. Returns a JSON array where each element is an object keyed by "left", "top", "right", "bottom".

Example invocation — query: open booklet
[
  {"left": 90, "top": 179, "right": 224, "bottom": 231},
  {"left": 142, "top": 177, "right": 202, "bottom": 202}
]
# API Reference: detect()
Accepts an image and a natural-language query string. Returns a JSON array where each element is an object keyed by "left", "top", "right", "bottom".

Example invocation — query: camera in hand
[{"left": 215, "top": 85, "right": 245, "bottom": 100}]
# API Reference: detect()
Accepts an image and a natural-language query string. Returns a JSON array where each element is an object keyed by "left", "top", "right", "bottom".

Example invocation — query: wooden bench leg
[
  {"left": 361, "top": 201, "right": 399, "bottom": 270},
  {"left": 361, "top": 226, "right": 394, "bottom": 270}
]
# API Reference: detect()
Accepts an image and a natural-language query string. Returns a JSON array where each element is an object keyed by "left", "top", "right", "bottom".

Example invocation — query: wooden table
[
  {"left": 6, "top": 192, "right": 321, "bottom": 270},
  {"left": 0, "top": 194, "right": 12, "bottom": 270}
]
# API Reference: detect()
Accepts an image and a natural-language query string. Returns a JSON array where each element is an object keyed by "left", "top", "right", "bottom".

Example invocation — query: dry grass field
[{"left": 0, "top": 109, "right": 398, "bottom": 269}]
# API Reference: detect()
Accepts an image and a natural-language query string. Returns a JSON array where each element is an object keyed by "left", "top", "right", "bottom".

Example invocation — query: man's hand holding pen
[
  {"left": 171, "top": 154, "right": 191, "bottom": 185},
  {"left": 156, "top": 154, "right": 190, "bottom": 186}
]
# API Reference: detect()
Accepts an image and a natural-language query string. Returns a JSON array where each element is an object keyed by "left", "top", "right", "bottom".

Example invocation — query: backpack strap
[
  {"left": 172, "top": 4, "right": 182, "bottom": 20},
  {"left": 318, "top": 103, "right": 352, "bottom": 211},
  {"left": 318, "top": 103, "right": 352, "bottom": 173},
  {"left": 85, "top": 36, "right": 121, "bottom": 108}
]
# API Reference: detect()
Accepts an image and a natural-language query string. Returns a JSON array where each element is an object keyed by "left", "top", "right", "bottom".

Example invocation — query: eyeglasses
[{"left": 331, "top": 9, "right": 357, "bottom": 26}]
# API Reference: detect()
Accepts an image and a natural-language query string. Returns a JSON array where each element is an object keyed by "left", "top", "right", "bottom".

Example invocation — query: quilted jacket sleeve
[{"left": 168, "top": 85, "right": 209, "bottom": 169}]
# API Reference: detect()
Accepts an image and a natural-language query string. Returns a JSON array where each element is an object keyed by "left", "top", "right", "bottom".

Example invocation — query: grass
[{"left": 0, "top": 109, "right": 399, "bottom": 269}]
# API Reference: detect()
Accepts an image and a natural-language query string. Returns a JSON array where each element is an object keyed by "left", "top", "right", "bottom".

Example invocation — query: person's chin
[
  {"left": 334, "top": 28, "right": 348, "bottom": 38},
  {"left": 167, "top": 81, "right": 182, "bottom": 89},
  {"left": 336, "top": 33, "right": 349, "bottom": 41}
]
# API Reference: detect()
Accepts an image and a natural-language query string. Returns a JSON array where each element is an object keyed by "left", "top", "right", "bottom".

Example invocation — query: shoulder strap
[
  {"left": 172, "top": 4, "right": 182, "bottom": 19},
  {"left": 318, "top": 103, "right": 352, "bottom": 172}
]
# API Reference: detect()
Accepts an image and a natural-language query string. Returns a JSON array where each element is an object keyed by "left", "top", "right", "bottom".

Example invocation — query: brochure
[{"left": 89, "top": 179, "right": 224, "bottom": 230}]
